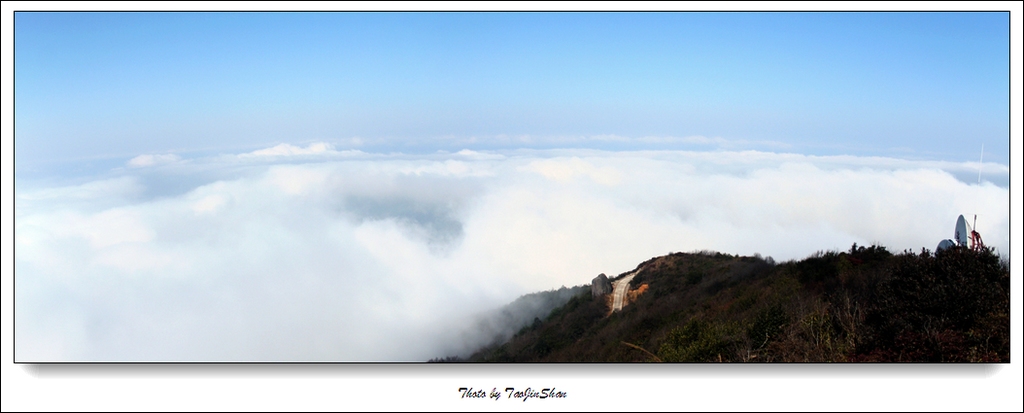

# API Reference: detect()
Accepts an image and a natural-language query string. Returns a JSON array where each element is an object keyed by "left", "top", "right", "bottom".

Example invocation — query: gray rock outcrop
[{"left": 591, "top": 273, "right": 612, "bottom": 298}]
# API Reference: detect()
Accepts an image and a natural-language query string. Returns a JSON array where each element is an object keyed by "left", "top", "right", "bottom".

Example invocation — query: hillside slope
[{"left": 463, "top": 245, "right": 1009, "bottom": 362}]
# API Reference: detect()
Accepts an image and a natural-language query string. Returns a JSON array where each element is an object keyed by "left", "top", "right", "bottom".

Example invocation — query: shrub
[
  {"left": 659, "top": 318, "right": 737, "bottom": 362},
  {"left": 748, "top": 304, "right": 789, "bottom": 350},
  {"left": 796, "top": 251, "right": 839, "bottom": 286},
  {"left": 857, "top": 247, "right": 1009, "bottom": 361}
]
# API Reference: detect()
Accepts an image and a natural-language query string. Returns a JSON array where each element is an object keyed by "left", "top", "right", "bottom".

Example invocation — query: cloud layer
[{"left": 14, "top": 145, "right": 1010, "bottom": 361}]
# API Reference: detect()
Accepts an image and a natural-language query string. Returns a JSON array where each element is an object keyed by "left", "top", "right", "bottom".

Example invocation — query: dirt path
[{"left": 611, "top": 270, "right": 639, "bottom": 313}]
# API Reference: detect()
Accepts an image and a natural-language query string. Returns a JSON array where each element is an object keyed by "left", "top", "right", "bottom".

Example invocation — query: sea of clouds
[{"left": 14, "top": 143, "right": 1010, "bottom": 361}]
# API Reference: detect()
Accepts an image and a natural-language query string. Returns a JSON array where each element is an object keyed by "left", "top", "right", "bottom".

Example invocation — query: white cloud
[
  {"left": 191, "top": 194, "right": 228, "bottom": 215},
  {"left": 14, "top": 149, "right": 1011, "bottom": 361},
  {"left": 128, "top": 153, "right": 181, "bottom": 168},
  {"left": 454, "top": 149, "right": 505, "bottom": 160},
  {"left": 74, "top": 208, "right": 155, "bottom": 248},
  {"left": 522, "top": 157, "right": 622, "bottom": 185},
  {"left": 242, "top": 142, "right": 336, "bottom": 157},
  {"left": 588, "top": 134, "right": 791, "bottom": 149},
  {"left": 265, "top": 165, "right": 331, "bottom": 195}
]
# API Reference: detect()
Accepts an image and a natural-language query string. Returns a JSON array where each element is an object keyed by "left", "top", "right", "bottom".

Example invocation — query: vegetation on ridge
[{"left": 456, "top": 244, "right": 1008, "bottom": 362}]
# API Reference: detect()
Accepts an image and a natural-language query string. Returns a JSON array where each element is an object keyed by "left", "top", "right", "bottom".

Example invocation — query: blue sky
[{"left": 15, "top": 11, "right": 1010, "bottom": 178}]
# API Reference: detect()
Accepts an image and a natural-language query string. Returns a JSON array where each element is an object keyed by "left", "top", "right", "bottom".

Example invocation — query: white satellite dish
[
  {"left": 955, "top": 215, "right": 968, "bottom": 247},
  {"left": 937, "top": 239, "right": 956, "bottom": 252}
]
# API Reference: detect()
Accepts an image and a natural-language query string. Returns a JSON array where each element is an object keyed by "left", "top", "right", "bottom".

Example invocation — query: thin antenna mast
[
  {"left": 971, "top": 145, "right": 986, "bottom": 251},
  {"left": 978, "top": 143, "right": 983, "bottom": 184}
]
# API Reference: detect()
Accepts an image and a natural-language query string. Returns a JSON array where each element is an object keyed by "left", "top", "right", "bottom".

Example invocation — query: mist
[{"left": 14, "top": 144, "right": 1010, "bottom": 361}]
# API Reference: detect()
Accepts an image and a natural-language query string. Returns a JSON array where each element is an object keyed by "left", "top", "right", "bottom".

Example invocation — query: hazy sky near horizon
[
  {"left": 15, "top": 11, "right": 1010, "bottom": 178},
  {"left": 12, "top": 11, "right": 1013, "bottom": 361}
]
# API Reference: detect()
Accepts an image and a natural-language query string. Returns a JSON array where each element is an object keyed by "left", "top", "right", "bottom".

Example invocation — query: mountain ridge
[{"left": 438, "top": 244, "right": 1009, "bottom": 362}]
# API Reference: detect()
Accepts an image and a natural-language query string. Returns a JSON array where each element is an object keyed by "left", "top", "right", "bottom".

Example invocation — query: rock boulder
[{"left": 591, "top": 273, "right": 612, "bottom": 298}]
